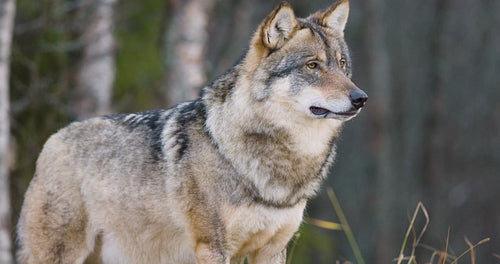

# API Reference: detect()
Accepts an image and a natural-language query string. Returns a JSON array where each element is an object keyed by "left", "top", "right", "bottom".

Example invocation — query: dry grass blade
[
  {"left": 396, "top": 202, "right": 429, "bottom": 264},
  {"left": 327, "top": 187, "right": 365, "bottom": 264},
  {"left": 442, "top": 228, "right": 450, "bottom": 264},
  {"left": 429, "top": 250, "right": 439, "bottom": 264},
  {"left": 464, "top": 236, "right": 475, "bottom": 264},
  {"left": 448, "top": 238, "right": 490, "bottom": 264},
  {"left": 395, "top": 204, "right": 490, "bottom": 264},
  {"left": 421, "top": 246, "right": 458, "bottom": 263},
  {"left": 305, "top": 217, "right": 343, "bottom": 230},
  {"left": 419, "top": 237, "right": 490, "bottom": 264}
]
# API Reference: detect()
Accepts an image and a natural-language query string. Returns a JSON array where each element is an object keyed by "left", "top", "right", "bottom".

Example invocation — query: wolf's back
[{"left": 16, "top": 101, "right": 207, "bottom": 263}]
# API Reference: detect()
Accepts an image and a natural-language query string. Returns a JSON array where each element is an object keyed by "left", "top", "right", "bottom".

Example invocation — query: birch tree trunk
[
  {"left": 0, "top": 0, "right": 15, "bottom": 262},
  {"left": 74, "top": 0, "right": 117, "bottom": 119},
  {"left": 164, "top": 0, "right": 216, "bottom": 106}
]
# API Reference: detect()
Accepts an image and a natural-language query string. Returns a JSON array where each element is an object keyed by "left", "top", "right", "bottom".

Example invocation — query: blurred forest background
[{"left": 0, "top": 0, "right": 499, "bottom": 263}]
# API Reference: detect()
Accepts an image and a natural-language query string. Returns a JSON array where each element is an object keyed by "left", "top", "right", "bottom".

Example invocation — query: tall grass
[
  {"left": 306, "top": 187, "right": 490, "bottom": 264},
  {"left": 394, "top": 202, "right": 490, "bottom": 264}
]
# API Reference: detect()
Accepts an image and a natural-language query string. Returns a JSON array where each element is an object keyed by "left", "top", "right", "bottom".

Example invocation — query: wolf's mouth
[
  {"left": 309, "top": 106, "right": 330, "bottom": 116},
  {"left": 309, "top": 106, "right": 358, "bottom": 117}
]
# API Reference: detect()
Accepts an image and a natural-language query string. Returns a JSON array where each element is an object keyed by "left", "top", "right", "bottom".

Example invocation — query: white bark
[
  {"left": 75, "top": 0, "right": 117, "bottom": 119},
  {"left": 164, "top": 0, "right": 216, "bottom": 106},
  {"left": 0, "top": 0, "right": 15, "bottom": 263}
]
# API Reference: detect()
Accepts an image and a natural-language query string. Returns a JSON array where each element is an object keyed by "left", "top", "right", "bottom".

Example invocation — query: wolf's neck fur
[{"left": 203, "top": 64, "right": 342, "bottom": 207}]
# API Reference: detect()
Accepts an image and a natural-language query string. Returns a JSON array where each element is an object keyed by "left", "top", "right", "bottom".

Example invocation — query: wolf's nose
[{"left": 349, "top": 90, "right": 368, "bottom": 109}]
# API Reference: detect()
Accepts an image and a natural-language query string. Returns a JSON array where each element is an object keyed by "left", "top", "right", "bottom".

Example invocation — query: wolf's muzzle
[{"left": 349, "top": 89, "right": 368, "bottom": 109}]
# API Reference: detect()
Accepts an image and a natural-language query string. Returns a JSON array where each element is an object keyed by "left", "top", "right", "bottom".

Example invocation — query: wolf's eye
[
  {"left": 306, "top": 62, "right": 318, "bottom": 69},
  {"left": 339, "top": 58, "right": 346, "bottom": 68}
]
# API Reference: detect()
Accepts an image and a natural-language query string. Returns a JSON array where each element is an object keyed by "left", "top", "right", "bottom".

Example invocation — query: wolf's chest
[{"left": 223, "top": 201, "right": 306, "bottom": 258}]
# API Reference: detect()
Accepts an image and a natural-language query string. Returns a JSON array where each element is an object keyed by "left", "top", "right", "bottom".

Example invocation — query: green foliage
[{"left": 114, "top": 0, "right": 166, "bottom": 112}]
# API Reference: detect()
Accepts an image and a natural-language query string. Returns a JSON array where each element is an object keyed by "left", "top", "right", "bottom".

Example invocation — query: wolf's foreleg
[
  {"left": 194, "top": 242, "right": 229, "bottom": 264},
  {"left": 248, "top": 248, "right": 286, "bottom": 264},
  {"left": 247, "top": 222, "right": 298, "bottom": 264}
]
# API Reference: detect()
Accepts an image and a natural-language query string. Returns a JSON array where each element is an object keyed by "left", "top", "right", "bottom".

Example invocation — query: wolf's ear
[
  {"left": 261, "top": 2, "right": 298, "bottom": 50},
  {"left": 320, "top": 0, "right": 350, "bottom": 33}
]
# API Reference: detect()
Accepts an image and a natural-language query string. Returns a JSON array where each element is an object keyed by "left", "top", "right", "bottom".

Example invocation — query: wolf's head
[
  {"left": 242, "top": 0, "right": 367, "bottom": 121},
  {"left": 203, "top": 1, "right": 366, "bottom": 202}
]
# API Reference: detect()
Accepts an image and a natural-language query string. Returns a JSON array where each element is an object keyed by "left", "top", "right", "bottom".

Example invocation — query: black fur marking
[
  {"left": 171, "top": 100, "right": 207, "bottom": 162},
  {"left": 53, "top": 242, "right": 65, "bottom": 262},
  {"left": 173, "top": 131, "right": 189, "bottom": 162},
  {"left": 259, "top": 55, "right": 306, "bottom": 100},
  {"left": 176, "top": 100, "right": 205, "bottom": 125},
  {"left": 251, "top": 192, "right": 305, "bottom": 208},
  {"left": 202, "top": 66, "right": 239, "bottom": 104},
  {"left": 104, "top": 109, "right": 163, "bottom": 129},
  {"left": 104, "top": 109, "right": 171, "bottom": 161},
  {"left": 266, "top": 63, "right": 296, "bottom": 85}
]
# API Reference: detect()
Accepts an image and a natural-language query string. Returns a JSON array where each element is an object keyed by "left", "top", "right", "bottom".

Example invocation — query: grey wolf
[{"left": 16, "top": 0, "right": 367, "bottom": 263}]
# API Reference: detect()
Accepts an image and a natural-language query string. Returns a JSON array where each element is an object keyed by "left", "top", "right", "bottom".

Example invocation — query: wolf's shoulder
[
  {"left": 102, "top": 109, "right": 171, "bottom": 132},
  {"left": 104, "top": 100, "right": 206, "bottom": 128}
]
